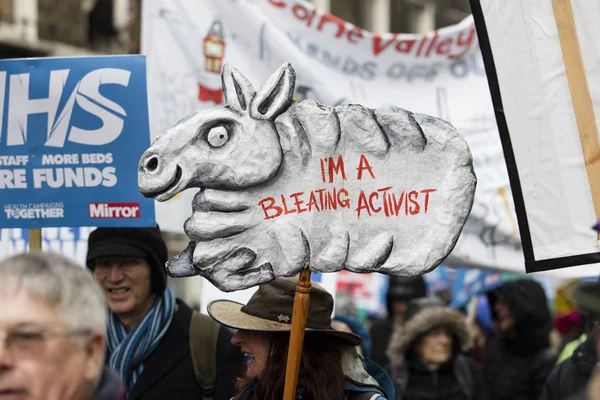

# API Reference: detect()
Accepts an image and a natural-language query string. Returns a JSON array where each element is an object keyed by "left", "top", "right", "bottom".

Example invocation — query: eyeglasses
[
  {"left": 89, "top": 258, "right": 144, "bottom": 271},
  {"left": 0, "top": 328, "right": 91, "bottom": 359}
]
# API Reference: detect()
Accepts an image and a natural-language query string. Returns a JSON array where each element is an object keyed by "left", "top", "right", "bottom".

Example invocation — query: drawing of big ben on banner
[
  {"left": 204, "top": 21, "right": 225, "bottom": 73},
  {"left": 199, "top": 20, "right": 225, "bottom": 103}
]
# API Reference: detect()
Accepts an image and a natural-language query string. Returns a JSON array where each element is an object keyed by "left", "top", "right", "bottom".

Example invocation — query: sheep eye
[{"left": 207, "top": 126, "right": 229, "bottom": 148}]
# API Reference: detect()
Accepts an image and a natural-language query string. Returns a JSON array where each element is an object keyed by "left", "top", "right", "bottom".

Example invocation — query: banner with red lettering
[
  {"left": 471, "top": 0, "right": 600, "bottom": 276},
  {"left": 140, "top": 0, "right": 596, "bottom": 278}
]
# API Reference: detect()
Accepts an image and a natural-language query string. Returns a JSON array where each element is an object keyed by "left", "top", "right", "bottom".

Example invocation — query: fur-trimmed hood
[{"left": 387, "top": 307, "right": 473, "bottom": 361}]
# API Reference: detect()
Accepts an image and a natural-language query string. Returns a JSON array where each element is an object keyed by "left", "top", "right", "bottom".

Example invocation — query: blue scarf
[{"left": 107, "top": 287, "right": 176, "bottom": 392}]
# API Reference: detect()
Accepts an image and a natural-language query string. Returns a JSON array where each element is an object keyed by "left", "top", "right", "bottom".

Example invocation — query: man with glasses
[
  {"left": 87, "top": 226, "right": 243, "bottom": 400},
  {"left": 0, "top": 251, "right": 124, "bottom": 400}
]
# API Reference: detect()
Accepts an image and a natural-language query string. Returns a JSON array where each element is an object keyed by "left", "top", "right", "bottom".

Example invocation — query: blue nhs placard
[{"left": 0, "top": 55, "right": 155, "bottom": 228}]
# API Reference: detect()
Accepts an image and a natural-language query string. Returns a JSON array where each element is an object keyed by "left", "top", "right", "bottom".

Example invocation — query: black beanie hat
[
  {"left": 86, "top": 226, "right": 168, "bottom": 294},
  {"left": 387, "top": 275, "right": 427, "bottom": 299}
]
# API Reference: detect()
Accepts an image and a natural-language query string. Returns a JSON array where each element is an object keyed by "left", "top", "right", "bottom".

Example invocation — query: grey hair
[{"left": 0, "top": 251, "right": 108, "bottom": 336}]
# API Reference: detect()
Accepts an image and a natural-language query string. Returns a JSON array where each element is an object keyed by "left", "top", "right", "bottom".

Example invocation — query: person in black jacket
[
  {"left": 386, "top": 297, "right": 486, "bottom": 400},
  {"left": 542, "top": 281, "right": 600, "bottom": 400},
  {"left": 483, "top": 279, "right": 556, "bottom": 400},
  {"left": 87, "top": 226, "right": 244, "bottom": 400},
  {"left": 370, "top": 276, "right": 428, "bottom": 367}
]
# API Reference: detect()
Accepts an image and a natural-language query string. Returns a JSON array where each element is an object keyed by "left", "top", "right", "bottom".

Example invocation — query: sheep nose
[{"left": 143, "top": 155, "right": 160, "bottom": 173}]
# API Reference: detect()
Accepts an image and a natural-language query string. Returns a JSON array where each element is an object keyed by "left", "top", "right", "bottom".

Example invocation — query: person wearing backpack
[
  {"left": 87, "top": 226, "right": 244, "bottom": 400},
  {"left": 208, "top": 276, "right": 395, "bottom": 400}
]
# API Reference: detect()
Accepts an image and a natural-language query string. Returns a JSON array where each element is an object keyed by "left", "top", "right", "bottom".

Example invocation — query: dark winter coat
[
  {"left": 123, "top": 300, "right": 244, "bottom": 400},
  {"left": 370, "top": 277, "right": 427, "bottom": 367},
  {"left": 386, "top": 305, "right": 486, "bottom": 400},
  {"left": 389, "top": 354, "right": 483, "bottom": 400},
  {"left": 484, "top": 280, "right": 556, "bottom": 400},
  {"left": 370, "top": 318, "right": 396, "bottom": 368},
  {"left": 541, "top": 335, "right": 597, "bottom": 400},
  {"left": 92, "top": 366, "right": 125, "bottom": 400},
  {"left": 234, "top": 379, "right": 388, "bottom": 400}
]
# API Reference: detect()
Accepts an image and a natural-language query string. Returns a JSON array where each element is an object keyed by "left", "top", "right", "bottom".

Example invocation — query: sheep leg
[
  {"left": 310, "top": 225, "right": 349, "bottom": 273},
  {"left": 270, "top": 223, "right": 311, "bottom": 276},
  {"left": 345, "top": 231, "right": 394, "bottom": 272},
  {"left": 192, "top": 189, "right": 253, "bottom": 212},
  {"left": 191, "top": 238, "right": 240, "bottom": 267},
  {"left": 203, "top": 249, "right": 275, "bottom": 292},
  {"left": 184, "top": 208, "right": 259, "bottom": 241},
  {"left": 165, "top": 244, "right": 200, "bottom": 277}
]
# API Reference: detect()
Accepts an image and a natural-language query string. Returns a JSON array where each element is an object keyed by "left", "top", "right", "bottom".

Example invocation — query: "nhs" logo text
[{"left": 0, "top": 68, "right": 130, "bottom": 148}]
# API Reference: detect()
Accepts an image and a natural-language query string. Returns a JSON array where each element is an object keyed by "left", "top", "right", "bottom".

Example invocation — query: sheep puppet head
[{"left": 138, "top": 62, "right": 477, "bottom": 292}]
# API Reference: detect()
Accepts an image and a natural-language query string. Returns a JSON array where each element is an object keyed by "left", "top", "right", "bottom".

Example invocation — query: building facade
[
  {"left": 316, "top": 0, "right": 470, "bottom": 33},
  {"left": 0, "top": 0, "right": 131, "bottom": 58},
  {"left": 0, "top": 0, "right": 470, "bottom": 59}
]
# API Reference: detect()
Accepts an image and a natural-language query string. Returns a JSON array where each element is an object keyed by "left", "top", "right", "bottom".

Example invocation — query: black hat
[
  {"left": 387, "top": 275, "right": 427, "bottom": 299},
  {"left": 86, "top": 226, "right": 168, "bottom": 294}
]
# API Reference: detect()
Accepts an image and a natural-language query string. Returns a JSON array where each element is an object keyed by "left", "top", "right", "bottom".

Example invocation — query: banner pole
[
  {"left": 283, "top": 267, "right": 312, "bottom": 400},
  {"left": 28, "top": 228, "right": 42, "bottom": 251},
  {"left": 552, "top": 0, "right": 600, "bottom": 239}
]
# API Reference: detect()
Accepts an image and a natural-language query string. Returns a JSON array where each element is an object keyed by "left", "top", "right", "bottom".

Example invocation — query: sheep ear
[
  {"left": 221, "top": 63, "right": 256, "bottom": 113},
  {"left": 250, "top": 62, "right": 296, "bottom": 120}
]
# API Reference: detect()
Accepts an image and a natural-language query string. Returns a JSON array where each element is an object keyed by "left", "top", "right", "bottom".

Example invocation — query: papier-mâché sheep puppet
[{"left": 138, "top": 62, "right": 476, "bottom": 292}]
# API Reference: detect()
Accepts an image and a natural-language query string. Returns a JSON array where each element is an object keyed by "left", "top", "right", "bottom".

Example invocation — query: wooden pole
[
  {"left": 552, "top": 0, "right": 600, "bottom": 238},
  {"left": 283, "top": 267, "right": 312, "bottom": 400},
  {"left": 28, "top": 228, "right": 42, "bottom": 251},
  {"left": 466, "top": 295, "right": 478, "bottom": 326}
]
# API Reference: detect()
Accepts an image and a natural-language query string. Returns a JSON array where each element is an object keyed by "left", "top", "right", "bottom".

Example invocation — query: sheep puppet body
[{"left": 138, "top": 62, "right": 477, "bottom": 292}]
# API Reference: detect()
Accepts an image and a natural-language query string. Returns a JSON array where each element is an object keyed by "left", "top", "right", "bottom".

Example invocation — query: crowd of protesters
[{"left": 0, "top": 225, "right": 599, "bottom": 399}]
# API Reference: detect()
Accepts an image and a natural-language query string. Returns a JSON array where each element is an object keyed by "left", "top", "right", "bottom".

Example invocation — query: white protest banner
[
  {"left": 141, "top": 0, "right": 521, "bottom": 275},
  {"left": 471, "top": 0, "right": 600, "bottom": 275},
  {"left": 141, "top": 0, "right": 598, "bottom": 278}
]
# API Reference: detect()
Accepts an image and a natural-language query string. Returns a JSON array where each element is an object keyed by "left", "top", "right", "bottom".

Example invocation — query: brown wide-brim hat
[{"left": 208, "top": 276, "right": 362, "bottom": 346}]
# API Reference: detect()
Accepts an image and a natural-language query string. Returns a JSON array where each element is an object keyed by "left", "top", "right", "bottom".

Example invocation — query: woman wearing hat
[
  {"left": 386, "top": 298, "right": 486, "bottom": 400},
  {"left": 208, "top": 277, "right": 393, "bottom": 400}
]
